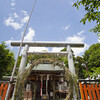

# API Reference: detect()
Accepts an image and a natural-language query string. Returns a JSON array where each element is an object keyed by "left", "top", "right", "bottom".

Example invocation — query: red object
[
  {"left": 0, "top": 83, "right": 8, "bottom": 100},
  {"left": 79, "top": 82, "right": 100, "bottom": 100},
  {"left": 0, "top": 83, "right": 13, "bottom": 100}
]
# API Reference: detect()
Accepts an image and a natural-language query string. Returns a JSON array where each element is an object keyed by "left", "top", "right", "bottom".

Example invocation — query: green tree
[
  {"left": 74, "top": 43, "right": 100, "bottom": 79},
  {"left": 0, "top": 42, "right": 15, "bottom": 78},
  {"left": 73, "top": 0, "right": 100, "bottom": 35},
  {"left": 83, "top": 43, "right": 100, "bottom": 77},
  {"left": 91, "top": 67, "right": 100, "bottom": 78},
  {"left": 61, "top": 47, "right": 75, "bottom": 67},
  {"left": 75, "top": 56, "right": 87, "bottom": 79}
]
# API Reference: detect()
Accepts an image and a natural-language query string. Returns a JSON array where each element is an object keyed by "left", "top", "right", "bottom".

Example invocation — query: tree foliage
[
  {"left": 83, "top": 43, "right": 100, "bottom": 76},
  {"left": 91, "top": 67, "right": 100, "bottom": 78},
  {"left": 75, "top": 56, "right": 86, "bottom": 79},
  {"left": 0, "top": 42, "right": 15, "bottom": 78},
  {"left": 75, "top": 43, "right": 100, "bottom": 79},
  {"left": 73, "top": 0, "right": 100, "bottom": 35}
]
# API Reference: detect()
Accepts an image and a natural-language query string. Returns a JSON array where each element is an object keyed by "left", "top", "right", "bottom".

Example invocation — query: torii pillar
[
  {"left": 67, "top": 45, "right": 76, "bottom": 99},
  {"left": 67, "top": 45, "right": 75, "bottom": 74},
  {"left": 12, "top": 44, "right": 29, "bottom": 100},
  {"left": 19, "top": 44, "right": 29, "bottom": 73}
]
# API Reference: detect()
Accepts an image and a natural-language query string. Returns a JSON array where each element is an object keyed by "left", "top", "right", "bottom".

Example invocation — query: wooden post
[
  {"left": 91, "top": 84, "right": 97, "bottom": 100},
  {"left": 87, "top": 84, "right": 93, "bottom": 100},
  {"left": 79, "top": 82, "right": 84, "bottom": 100},
  {"left": 33, "top": 80, "right": 37, "bottom": 100},
  {"left": 95, "top": 84, "right": 100, "bottom": 99},
  {"left": 8, "top": 84, "right": 13, "bottom": 100},
  {"left": 53, "top": 76, "right": 55, "bottom": 100},
  {"left": 1, "top": 83, "right": 8, "bottom": 100},
  {"left": 83, "top": 84, "right": 88, "bottom": 100},
  {"left": 0, "top": 83, "right": 4, "bottom": 96}
]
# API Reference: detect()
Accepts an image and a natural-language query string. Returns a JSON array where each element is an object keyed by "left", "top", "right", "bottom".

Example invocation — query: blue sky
[{"left": 0, "top": 0, "right": 99, "bottom": 57}]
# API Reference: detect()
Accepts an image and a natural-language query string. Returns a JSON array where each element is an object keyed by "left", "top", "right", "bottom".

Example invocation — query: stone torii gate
[{"left": 11, "top": 41, "right": 84, "bottom": 100}]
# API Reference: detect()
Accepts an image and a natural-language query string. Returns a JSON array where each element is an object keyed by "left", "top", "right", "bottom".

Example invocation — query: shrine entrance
[{"left": 24, "top": 63, "right": 67, "bottom": 100}]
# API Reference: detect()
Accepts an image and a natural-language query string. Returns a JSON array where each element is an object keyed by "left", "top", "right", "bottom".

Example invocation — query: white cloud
[
  {"left": 47, "top": 30, "right": 88, "bottom": 56},
  {"left": 13, "top": 13, "right": 19, "bottom": 18},
  {"left": 11, "top": 0, "right": 15, "bottom": 9},
  {"left": 11, "top": 37, "right": 14, "bottom": 40},
  {"left": 66, "top": 30, "right": 89, "bottom": 56},
  {"left": 69, "top": 0, "right": 75, "bottom": 5},
  {"left": 63, "top": 25, "right": 70, "bottom": 30},
  {"left": 5, "top": 40, "right": 12, "bottom": 44},
  {"left": 71, "top": 44, "right": 89, "bottom": 57},
  {"left": 11, "top": 8, "right": 15, "bottom": 10},
  {"left": 21, "top": 10, "right": 29, "bottom": 23},
  {"left": 11, "top": 2, "right": 15, "bottom": 7},
  {"left": 21, "top": 16, "right": 29, "bottom": 23},
  {"left": 51, "top": 47, "right": 63, "bottom": 52},
  {"left": 28, "top": 47, "right": 49, "bottom": 52},
  {"left": 77, "top": 30, "right": 85, "bottom": 35},
  {"left": 66, "top": 35, "right": 85, "bottom": 43},
  {"left": 24, "top": 28, "right": 35, "bottom": 41},
  {"left": 98, "top": 37, "right": 100, "bottom": 42},
  {"left": 4, "top": 17, "right": 22, "bottom": 30},
  {"left": 70, "top": 2, "right": 74, "bottom": 5},
  {"left": 4, "top": 10, "right": 29, "bottom": 30},
  {"left": 5, "top": 27, "right": 35, "bottom": 50},
  {"left": 21, "top": 10, "right": 28, "bottom": 16},
  {"left": 5, "top": 39, "right": 14, "bottom": 50},
  {"left": 5, "top": 37, "right": 15, "bottom": 45}
]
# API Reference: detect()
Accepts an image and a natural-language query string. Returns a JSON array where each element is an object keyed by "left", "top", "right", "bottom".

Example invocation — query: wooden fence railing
[
  {"left": 0, "top": 79, "right": 100, "bottom": 100},
  {"left": 0, "top": 83, "right": 9, "bottom": 100},
  {"left": 79, "top": 79, "right": 100, "bottom": 100},
  {"left": 0, "top": 79, "right": 14, "bottom": 100}
]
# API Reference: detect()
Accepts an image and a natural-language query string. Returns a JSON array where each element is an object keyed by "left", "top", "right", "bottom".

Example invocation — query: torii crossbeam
[{"left": 11, "top": 41, "right": 84, "bottom": 47}]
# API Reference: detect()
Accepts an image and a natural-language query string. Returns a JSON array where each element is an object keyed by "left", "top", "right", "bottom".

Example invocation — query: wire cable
[{"left": 5, "top": 0, "right": 37, "bottom": 100}]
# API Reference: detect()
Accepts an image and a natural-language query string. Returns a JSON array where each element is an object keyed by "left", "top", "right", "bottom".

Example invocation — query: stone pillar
[
  {"left": 12, "top": 44, "right": 29, "bottom": 100},
  {"left": 19, "top": 44, "right": 29, "bottom": 73},
  {"left": 67, "top": 45, "right": 75, "bottom": 74},
  {"left": 67, "top": 45, "right": 77, "bottom": 100}
]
